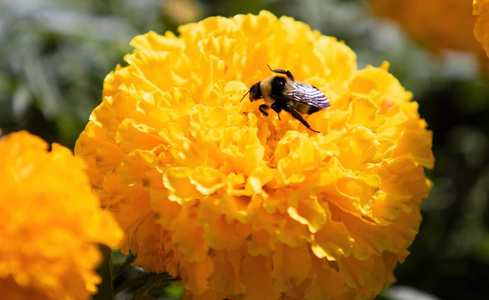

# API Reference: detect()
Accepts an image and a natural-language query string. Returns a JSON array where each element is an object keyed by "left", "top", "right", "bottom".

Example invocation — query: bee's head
[{"left": 248, "top": 82, "right": 262, "bottom": 102}]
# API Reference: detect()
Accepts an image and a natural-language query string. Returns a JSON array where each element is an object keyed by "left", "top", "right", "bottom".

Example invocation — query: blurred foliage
[{"left": 1, "top": 0, "right": 489, "bottom": 299}]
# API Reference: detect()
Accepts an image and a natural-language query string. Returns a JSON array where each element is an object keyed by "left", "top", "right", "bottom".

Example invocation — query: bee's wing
[{"left": 287, "top": 82, "right": 331, "bottom": 109}]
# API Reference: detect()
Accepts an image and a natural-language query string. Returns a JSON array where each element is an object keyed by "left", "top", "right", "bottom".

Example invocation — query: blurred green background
[{"left": 1, "top": 0, "right": 488, "bottom": 299}]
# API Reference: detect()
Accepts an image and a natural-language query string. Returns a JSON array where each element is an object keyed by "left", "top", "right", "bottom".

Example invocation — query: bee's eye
[{"left": 271, "top": 76, "right": 286, "bottom": 95}]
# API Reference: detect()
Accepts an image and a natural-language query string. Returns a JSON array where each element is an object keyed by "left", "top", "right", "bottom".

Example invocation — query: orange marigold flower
[
  {"left": 0, "top": 131, "right": 123, "bottom": 300},
  {"left": 75, "top": 11, "right": 434, "bottom": 299},
  {"left": 474, "top": 0, "right": 489, "bottom": 57},
  {"left": 370, "top": 0, "right": 488, "bottom": 71},
  {"left": 370, "top": 0, "right": 477, "bottom": 52}
]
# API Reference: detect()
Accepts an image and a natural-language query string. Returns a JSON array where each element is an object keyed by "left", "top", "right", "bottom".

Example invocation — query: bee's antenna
[
  {"left": 240, "top": 89, "right": 250, "bottom": 102},
  {"left": 266, "top": 64, "right": 274, "bottom": 72}
]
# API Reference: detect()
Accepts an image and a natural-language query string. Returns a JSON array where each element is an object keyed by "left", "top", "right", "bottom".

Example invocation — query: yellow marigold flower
[
  {"left": 0, "top": 131, "right": 123, "bottom": 300},
  {"left": 474, "top": 0, "right": 489, "bottom": 57},
  {"left": 75, "top": 11, "right": 434, "bottom": 299}
]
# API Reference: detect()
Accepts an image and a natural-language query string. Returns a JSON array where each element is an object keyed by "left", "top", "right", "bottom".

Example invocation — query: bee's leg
[
  {"left": 266, "top": 64, "right": 295, "bottom": 81},
  {"left": 284, "top": 104, "right": 320, "bottom": 133},
  {"left": 259, "top": 104, "right": 269, "bottom": 116},
  {"left": 271, "top": 101, "right": 283, "bottom": 120}
]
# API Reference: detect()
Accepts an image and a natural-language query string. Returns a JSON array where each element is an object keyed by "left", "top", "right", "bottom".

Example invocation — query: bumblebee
[{"left": 241, "top": 65, "right": 330, "bottom": 133}]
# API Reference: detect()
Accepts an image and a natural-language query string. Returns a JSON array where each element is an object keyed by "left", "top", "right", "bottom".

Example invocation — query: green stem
[
  {"left": 94, "top": 245, "right": 115, "bottom": 300},
  {"left": 113, "top": 251, "right": 137, "bottom": 279}
]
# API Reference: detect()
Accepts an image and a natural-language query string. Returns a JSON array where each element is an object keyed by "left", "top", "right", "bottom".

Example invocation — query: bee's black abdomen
[{"left": 306, "top": 106, "right": 321, "bottom": 114}]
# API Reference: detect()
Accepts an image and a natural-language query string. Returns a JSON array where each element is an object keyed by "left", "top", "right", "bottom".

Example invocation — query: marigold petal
[
  {"left": 271, "top": 244, "right": 311, "bottom": 291},
  {"left": 311, "top": 218, "right": 353, "bottom": 261},
  {"left": 163, "top": 167, "right": 201, "bottom": 204},
  {"left": 349, "top": 95, "right": 385, "bottom": 128},
  {"left": 287, "top": 195, "right": 326, "bottom": 233},
  {"left": 240, "top": 255, "right": 281, "bottom": 300},
  {"left": 337, "top": 126, "right": 382, "bottom": 171},
  {"left": 277, "top": 216, "right": 312, "bottom": 248},
  {"left": 392, "top": 130, "right": 435, "bottom": 168},
  {"left": 180, "top": 259, "right": 213, "bottom": 295},
  {"left": 130, "top": 31, "right": 184, "bottom": 52},
  {"left": 200, "top": 199, "right": 250, "bottom": 250},
  {"left": 209, "top": 250, "right": 246, "bottom": 295},
  {"left": 171, "top": 208, "right": 208, "bottom": 262},
  {"left": 189, "top": 167, "right": 225, "bottom": 195},
  {"left": 304, "top": 259, "right": 349, "bottom": 300}
]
